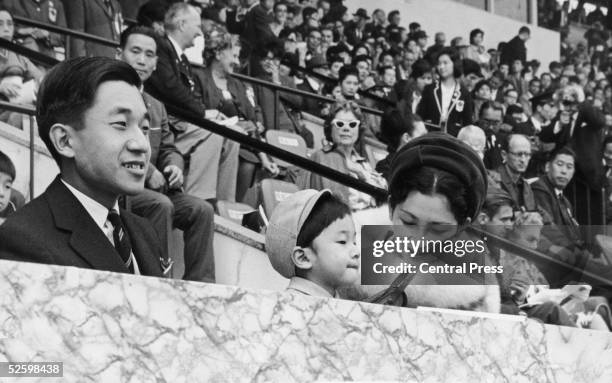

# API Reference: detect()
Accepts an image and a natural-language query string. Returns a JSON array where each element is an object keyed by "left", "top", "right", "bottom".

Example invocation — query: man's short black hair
[
  {"left": 388, "top": 10, "right": 399, "bottom": 22},
  {"left": 548, "top": 146, "right": 576, "bottom": 163},
  {"left": 519, "top": 26, "right": 531, "bottom": 35},
  {"left": 479, "top": 100, "right": 504, "bottom": 119},
  {"left": 377, "top": 65, "right": 394, "bottom": 77},
  {"left": 296, "top": 192, "right": 351, "bottom": 249},
  {"left": 119, "top": 25, "right": 158, "bottom": 49},
  {"left": 0, "top": 150, "right": 15, "bottom": 181},
  {"left": 549, "top": 61, "right": 562, "bottom": 70},
  {"left": 353, "top": 54, "right": 370, "bottom": 67},
  {"left": 37, "top": 57, "right": 142, "bottom": 166},
  {"left": 410, "top": 58, "right": 432, "bottom": 79}
]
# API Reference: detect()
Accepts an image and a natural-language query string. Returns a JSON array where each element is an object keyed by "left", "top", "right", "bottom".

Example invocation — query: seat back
[
  {"left": 260, "top": 179, "right": 299, "bottom": 218},
  {"left": 265, "top": 130, "right": 307, "bottom": 168},
  {"left": 217, "top": 201, "right": 256, "bottom": 225}
]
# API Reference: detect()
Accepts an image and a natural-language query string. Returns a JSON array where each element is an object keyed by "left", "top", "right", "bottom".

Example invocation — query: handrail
[
  {"left": 0, "top": 101, "right": 35, "bottom": 115},
  {"left": 12, "top": 15, "right": 119, "bottom": 48},
  {"left": 229, "top": 72, "right": 384, "bottom": 116},
  {"left": 10, "top": 15, "right": 390, "bottom": 115},
  {"left": 0, "top": 37, "right": 59, "bottom": 67},
  {"left": 467, "top": 226, "right": 612, "bottom": 288}
]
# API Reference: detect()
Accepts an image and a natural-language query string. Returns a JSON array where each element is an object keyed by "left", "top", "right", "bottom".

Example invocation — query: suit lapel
[
  {"left": 47, "top": 178, "right": 129, "bottom": 274},
  {"left": 433, "top": 81, "right": 442, "bottom": 117}
]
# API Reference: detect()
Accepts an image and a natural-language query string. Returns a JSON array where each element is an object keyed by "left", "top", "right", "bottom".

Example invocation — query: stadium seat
[
  {"left": 265, "top": 130, "right": 307, "bottom": 168},
  {"left": 260, "top": 178, "right": 299, "bottom": 218},
  {"left": 362, "top": 136, "right": 388, "bottom": 170},
  {"left": 217, "top": 201, "right": 256, "bottom": 225}
]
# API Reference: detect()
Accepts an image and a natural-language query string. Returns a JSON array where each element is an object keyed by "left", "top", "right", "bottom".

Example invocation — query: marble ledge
[{"left": 1, "top": 259, "right": 612, "bottom": 383}]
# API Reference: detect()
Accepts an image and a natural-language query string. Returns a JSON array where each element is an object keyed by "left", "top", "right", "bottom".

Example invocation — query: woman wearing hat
[
  {"left": 196, "top": 30, "right": 280, "bottom": 201},
  {"left": 366, "top": 132, "right": 500, "bottom": 312},
  {"left": 297, "top": 101, "right": 386, "bottom": 211},
  {"left": 417, "top": 47, "right": 473, "bottom": 137}
]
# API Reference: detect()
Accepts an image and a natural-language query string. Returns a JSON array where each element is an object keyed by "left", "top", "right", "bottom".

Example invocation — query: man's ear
[
  {"left": 115, "top": 48, "right": 122, "bottom": 60},
  {"left": 476, "top": 212, "right": 489, "bottom": 225},
  {"left": 48, "top": 123, "right": 76, "bottom": 160},
  {"left": 400, "top": 132, "right": 411, "bottom": 146},
  {"left": 544, "top": 162, "right": 550, "bottom": 173},
  {"left": 501, "top": 149, "right": 508, "bottom": 163},
  {"left": 291, "top": 246, "right": 313, "bottom": 271}
]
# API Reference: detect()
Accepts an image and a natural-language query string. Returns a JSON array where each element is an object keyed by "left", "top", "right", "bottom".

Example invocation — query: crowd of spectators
[{"left": 0, "top": 0, "right": 612, "bottom": 330}]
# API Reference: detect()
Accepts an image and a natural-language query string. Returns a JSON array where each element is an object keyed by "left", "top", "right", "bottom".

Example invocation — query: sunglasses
[{"left": 332, "top": 119, "right": 360, "bottom": 128}]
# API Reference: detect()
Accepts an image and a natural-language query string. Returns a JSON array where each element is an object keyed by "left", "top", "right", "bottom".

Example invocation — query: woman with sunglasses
[
  {"left": 417, "top": 47, "right": 474, "bottom": 137},
  {"left": 297, "top": 101, "right": 386, "bottom": 210}
]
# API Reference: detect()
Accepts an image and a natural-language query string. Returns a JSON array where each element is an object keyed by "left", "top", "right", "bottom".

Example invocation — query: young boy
[
  {"left": 265, "top": 189, "right": 360, "bottom": 297},
  {"left": 0, "top": 150, "right": 17, "bottom": 224}
]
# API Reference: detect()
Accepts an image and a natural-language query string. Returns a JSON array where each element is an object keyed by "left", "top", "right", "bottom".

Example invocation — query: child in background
[
  {"left": 265, "top": 189, "right": 360, "bottom": 297},
  {"left": 0, "top": 150, "right": 17, "bottom": 224}
]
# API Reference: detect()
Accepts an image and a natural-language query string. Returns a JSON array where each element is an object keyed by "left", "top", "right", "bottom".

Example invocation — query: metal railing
[{"left": 2, "top": 16, "right": 612, "bottom": 289}]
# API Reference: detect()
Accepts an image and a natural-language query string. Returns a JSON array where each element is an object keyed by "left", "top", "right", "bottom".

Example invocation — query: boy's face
[
  {"left": 0, "top": 172, "right": 12, "bottom": 213},
  {"left": 306, "top": 215, "right": 360, "bottom": 291}
]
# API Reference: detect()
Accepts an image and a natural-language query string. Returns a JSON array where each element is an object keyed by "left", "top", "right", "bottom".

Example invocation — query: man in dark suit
[
  {"left": 344, "top": 8, "right": 369, "bottom": 46},
  {"left": 496, "top": 134, "right": 538, "bottom": 211},
  {"left": 532, "top": 146, "right": 583, "bottom": 245},
  {"left": 540, "top": 90, "right": 606, "bottom": 190},
  {"left": 118, "top": 26, "right": 216, "bottom": 282},
  {"left": 145, "top": 2, "right": 240, "bottom": 203},
  {"left": 500, "top": 26, "right": 530, "bottom": 66},
  {"left": 0, "top": 56, "right": 164, "bottom": 277},
  {"left": 514, "top": 92, "right": 557, "bottom": 177},
  {"left": 476, "top": 101, "right": 506, "bottom": 170},
  {"left": 64, "top": 0, "right": 123, "bottom": 58},
  {"left": 241, "top": 0, "right": 275, "bottom": 58}
]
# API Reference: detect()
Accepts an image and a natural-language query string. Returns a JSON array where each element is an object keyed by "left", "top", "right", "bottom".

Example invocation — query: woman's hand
[
  {"left": 0, "top": 82, "right": 22, "bottom": 99},
  {"left": 261, "top": 155, "right": 280, "bottom": 177}
]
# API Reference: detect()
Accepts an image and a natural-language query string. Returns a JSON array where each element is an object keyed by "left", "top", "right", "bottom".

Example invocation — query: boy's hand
[
  {"left": 164, "top": 165, "right": 183, "bottom": 189},
  {"left": 147, "top": 168, "right": 167, "bottom": 191},
  {"left": 0, "top": 82, "right": 22, "bottom": 98}
]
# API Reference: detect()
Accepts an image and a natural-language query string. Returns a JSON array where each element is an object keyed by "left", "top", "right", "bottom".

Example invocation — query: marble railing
[{"left": 1, "top": 259, "right": 612, "bottom": 382}]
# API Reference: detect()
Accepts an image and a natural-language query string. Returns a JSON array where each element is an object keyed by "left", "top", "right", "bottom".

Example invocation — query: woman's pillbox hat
[
  {"left": 389, "top": 132, "right": 488, "bottom": 223},
  {"left": 265, "top": 189, "right": 332, "bottom": 278}
]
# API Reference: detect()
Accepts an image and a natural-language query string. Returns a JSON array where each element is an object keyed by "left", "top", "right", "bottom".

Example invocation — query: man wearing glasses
[{"left": 497, "top": 134, "right": 537, "bottom": 211}]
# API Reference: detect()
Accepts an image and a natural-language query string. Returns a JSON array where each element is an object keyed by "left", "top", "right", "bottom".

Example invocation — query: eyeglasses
[
  {"left": 508, "top": 151, "right": 532, "bottom": 158},
  {"left": 332, "top": 119, "right": 360, "bottom": 128}
]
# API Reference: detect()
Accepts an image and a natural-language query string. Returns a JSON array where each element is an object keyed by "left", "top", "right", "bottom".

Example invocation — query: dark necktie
[
  {"left": 180, "top": 53, "right": 195, "bottom": 91},
  {"left": 107, "top": 209, "right": 134, "bottom": 273},
  {"left": 557, "top": 193, "right": 580, "bottom": 238},
  {"left": 104, "top": 0, "right": 113, "bottom": 15}
]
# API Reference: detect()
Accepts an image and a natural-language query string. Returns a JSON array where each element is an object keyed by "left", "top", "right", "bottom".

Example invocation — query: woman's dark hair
[
  {"left": 436, "top": 47, "right": 462, "bottom": 78},
  {"left": 351, "top": 43, "right": 371, "bottom": 58},
  {"left": 469, "top": 28, "right": 484, "bottom": 45},
  {"left": 389, "top": 166, "right": 469, "bottom": 224},
  {"left": 37, "top": 57, "right": 142, "bottom": 167},
  {"left": 296, "top": 192, "right": 351, "bottom": 248},
  {"left": 338, "top": 64, "right": 359, "bottom": 83},
  {"left": 472, "top": 79, "right": 491, "bottom": 98},
  {"left": 0, "top": 150, "right": 15, "bottom": 181},
  {"left": 323, "top": 101, "right": 364, "bottom": 143},
  {"left": 410, "top": 58, "right": 432, "bottom": 79}
]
